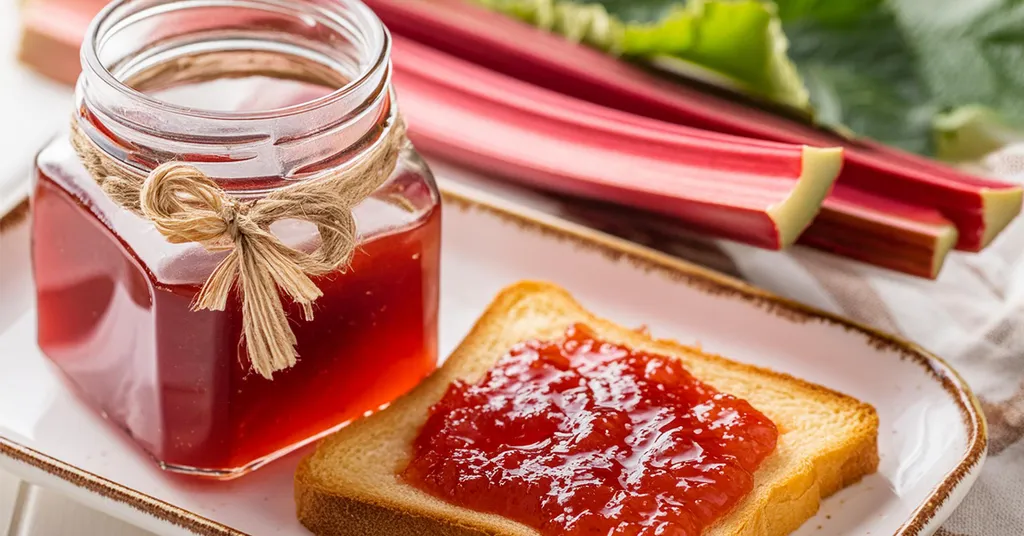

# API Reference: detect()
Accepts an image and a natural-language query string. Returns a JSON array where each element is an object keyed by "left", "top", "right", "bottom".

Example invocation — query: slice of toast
[{"left": 295, "top": 281, "right": 879, "bottom": 536}]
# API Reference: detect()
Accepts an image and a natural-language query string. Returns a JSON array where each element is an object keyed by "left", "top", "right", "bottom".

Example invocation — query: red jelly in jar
[
  {"left": 405, "top": 325, "right": 778, "bottom": 536},
  {"left": 31, "top": 0, "right": 439, "bottom": 477}
]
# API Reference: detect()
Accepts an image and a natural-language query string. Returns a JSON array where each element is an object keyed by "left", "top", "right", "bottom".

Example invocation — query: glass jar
[{"left": 30, "top": 0, "right": 440, "bottom": 477}]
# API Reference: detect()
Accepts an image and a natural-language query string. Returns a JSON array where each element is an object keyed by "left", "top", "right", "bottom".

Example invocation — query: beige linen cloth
[{"left": 442, "top": 144, "right": 1024, "bottom": 535}]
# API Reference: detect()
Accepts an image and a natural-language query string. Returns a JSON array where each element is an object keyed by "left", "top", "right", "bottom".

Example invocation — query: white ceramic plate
[{"left": 0, "top": 179, "right": 986, "bottom": 536}]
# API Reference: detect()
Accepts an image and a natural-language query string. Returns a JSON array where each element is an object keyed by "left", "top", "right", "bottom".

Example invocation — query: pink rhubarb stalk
[
  {"left": 393, "top": 36, "right": 841, "bottom": 249},
  {"left": 392, "top": 37, "right": 954, "bottom": 276}
]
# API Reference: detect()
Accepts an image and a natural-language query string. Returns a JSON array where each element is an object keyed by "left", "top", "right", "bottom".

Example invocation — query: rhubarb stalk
[
  {"left": 802, "top": 186, "right": 957, "bottom": 279},
  {"left": 392, "top": 37, "right": 841, "bottom": 249},
  {"left": 363, "top": 0, "right": 1021, "bottom": 252},
  {"left": 559, "top": 186, "right": 957, "bottom": 280},
  {"left": 392, "top": 36, "right": 954, "bottom": 276}
]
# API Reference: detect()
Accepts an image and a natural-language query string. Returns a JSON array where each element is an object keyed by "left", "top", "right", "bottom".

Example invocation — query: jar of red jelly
[{"left": 30, "top": 0, "right": 440, "bottom": 477}]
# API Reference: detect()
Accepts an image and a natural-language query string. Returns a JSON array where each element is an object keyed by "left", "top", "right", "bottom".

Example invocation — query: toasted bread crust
[
  {"left": 296, "top": 281, "right": 880, "bottom": 536},
  {"left": 296, "top": 462, "right": 489, "bottom": 536}
]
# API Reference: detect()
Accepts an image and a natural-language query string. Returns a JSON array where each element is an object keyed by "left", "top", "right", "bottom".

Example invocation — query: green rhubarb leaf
[
  {"left": 886, "top": 0, "right": 1024, "bottom": 126},
  {"left": 778, "top": 0, "right": 1024, "bottom": 157},
  {"left": 472, "top": 0, "right": 810, "bottom": 110},
  {"left": 773, "top": 0, "right": 882, "bottom": 24},
  {"left": 781, "top": 4, "right": 938, "bottom": 154}
]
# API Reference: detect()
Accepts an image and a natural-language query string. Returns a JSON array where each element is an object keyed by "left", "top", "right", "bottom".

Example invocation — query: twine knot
[
  {"left": 70, "top": 116, "right": 408, "bottom": 379},
  {"left": 217, "top": 198, "right": 251, "bottom": 243}
]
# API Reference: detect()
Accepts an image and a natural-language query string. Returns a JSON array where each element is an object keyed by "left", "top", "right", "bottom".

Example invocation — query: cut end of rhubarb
[
  {"left": 980, "top": 186, "right": 1024, "bottom": 249},
  {"left": 932, "top": 225, "right": 959, "bottom": 279},
  {"left": 767, "top": 146, "right": 843, "bottom": 247}
]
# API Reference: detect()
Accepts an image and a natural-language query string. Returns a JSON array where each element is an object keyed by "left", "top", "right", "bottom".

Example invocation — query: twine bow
[{"left": 70, "top": 117, "right": 407, "bottom": 379}]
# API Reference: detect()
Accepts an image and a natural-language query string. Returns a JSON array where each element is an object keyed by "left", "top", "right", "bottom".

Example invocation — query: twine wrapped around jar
[{"left": 69, "top": 115, "right": 407, "bottom": 379}]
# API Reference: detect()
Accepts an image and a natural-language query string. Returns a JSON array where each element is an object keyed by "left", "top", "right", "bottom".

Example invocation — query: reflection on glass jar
[{"left": 30, "top": 0, "right": 440, "bottom": 478}]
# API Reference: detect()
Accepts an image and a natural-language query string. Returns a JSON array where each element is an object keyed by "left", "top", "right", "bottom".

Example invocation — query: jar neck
[{"left": 74, "top": 0, "right": 393, "bottom": 195}]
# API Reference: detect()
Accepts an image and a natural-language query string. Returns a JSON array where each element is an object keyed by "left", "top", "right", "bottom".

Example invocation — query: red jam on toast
[{"left": 404, "top": 324, "right": 779, "bottom": 536}]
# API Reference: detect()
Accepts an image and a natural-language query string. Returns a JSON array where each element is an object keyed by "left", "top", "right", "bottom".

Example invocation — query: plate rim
[{"left": 0, "top": 185, "right": 988, "bottom": 536}]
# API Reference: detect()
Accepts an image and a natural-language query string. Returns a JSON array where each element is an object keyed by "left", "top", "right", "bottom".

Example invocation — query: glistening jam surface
[{"left": 405, "top": 324, "right": 779, "bottom": 536}]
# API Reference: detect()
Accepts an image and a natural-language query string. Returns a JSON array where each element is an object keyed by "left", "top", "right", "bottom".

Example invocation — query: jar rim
[{"left": 80, "top": 0, "right": 391, "bottom": 121}]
